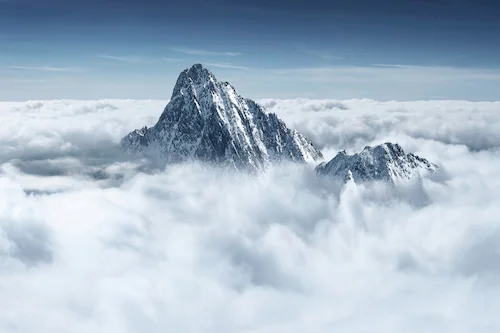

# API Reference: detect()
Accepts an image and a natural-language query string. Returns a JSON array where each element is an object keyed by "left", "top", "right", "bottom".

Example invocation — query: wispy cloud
[
  {"left": 205, "top": 63, "right": 250, "bottom": 70},
  {"left": 371, "top": 64, "right": 433, "bottom": 69},
  {"left": 294, "top": 44, "right": 342, "bottom": 60},
  {"left": 7, "top": 65, "right": 81, "bottom": 72},
  {"left": 98, "top": 55, "right": 143, "bottom": 63},
  {"left": 265, "top": 65, "right": 500, "bottom": 82},
  {"left": 163, "top": 57, "right": 183, "bottom": 62},
  {"left": 170, "top": 47, "right": 241, "bottom": 57},
  {"left": 304, "top": 50, "right": 342, "bottom": 60}
]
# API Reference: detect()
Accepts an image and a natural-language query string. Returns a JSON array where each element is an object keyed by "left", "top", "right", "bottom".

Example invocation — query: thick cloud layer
[{"left": 1, "top": 99, "right": 500, "bottom": 333}]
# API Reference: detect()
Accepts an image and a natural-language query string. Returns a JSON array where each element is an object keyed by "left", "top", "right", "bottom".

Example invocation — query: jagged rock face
[
  {"left": 121, "top": 64, "right": 322, "bottom": 171},
  {"left": 316, "top": 142, "right": 437, "bottom": 183}
]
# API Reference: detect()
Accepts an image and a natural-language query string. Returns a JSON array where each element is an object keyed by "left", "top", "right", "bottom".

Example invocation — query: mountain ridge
[
  {"left": 120, "top": 64, "right": 323, "bottom": 171},
  {"left": 316, "top": 142, "right": 438, "bottom": 183}
]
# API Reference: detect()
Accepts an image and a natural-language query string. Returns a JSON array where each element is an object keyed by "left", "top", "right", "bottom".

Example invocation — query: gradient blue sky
[{"left": 1, "top": 0, "right": 500, "bottom": 100}]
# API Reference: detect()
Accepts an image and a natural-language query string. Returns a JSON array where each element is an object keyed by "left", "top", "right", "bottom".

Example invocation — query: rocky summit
[
  {"left": 121, "top": 64, "right": 322, "bottom": 171},
  {"left": 316, "top": 142, "right": 437, "bottom": 183}
]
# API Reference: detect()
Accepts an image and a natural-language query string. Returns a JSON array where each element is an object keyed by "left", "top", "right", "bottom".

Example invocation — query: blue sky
[{"left": 1, "top": 0, "right": 500, "bottom": 100}]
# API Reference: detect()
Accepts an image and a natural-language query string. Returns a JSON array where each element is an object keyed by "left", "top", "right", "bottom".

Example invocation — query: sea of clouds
[{"left": 1, "top": 98, "right": 500, "bottom": 332}]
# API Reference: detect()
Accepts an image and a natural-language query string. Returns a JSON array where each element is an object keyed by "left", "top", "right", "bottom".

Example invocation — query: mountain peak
[
  {"left": 171, "top": 63, "right": 217, "bottom": 98},
  {"left": 362, "top": 142, "right": 404, "bottom": 156},
  {"left": 185, "top": 63, "right": 215, "bottom": 81},
  {"left": 316, "top": 142, "right": 437, "bottom": 183},
  {"left": 121, "top": 64, "right": 323, "bottom": 172}
]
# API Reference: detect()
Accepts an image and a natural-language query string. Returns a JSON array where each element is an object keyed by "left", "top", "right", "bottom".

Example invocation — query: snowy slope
[
  {"left": 121, "top": 64, "right": 322, "bottom": 171},
  {"left": 316, "top": 142, "right": 438, "bottom": 183}
]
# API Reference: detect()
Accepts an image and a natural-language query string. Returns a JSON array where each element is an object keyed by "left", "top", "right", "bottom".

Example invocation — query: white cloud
[
  {"left": 163, "top": 57, "right": 183, "bottom": 61},
  {"left": 1, "top": 99, "right": 500, "bottom": 332},
  {"left": 292, "top": 43, "right": 343, "bottom": 60},
  {"left": 4, "top": 64, "right": 500, "bottom": 100},
  {"left": 299, "top": 47, "right": 342, "bottom": 60},
  {"left": 260, "top": 98, "right": 500, "bottom": 155},
  {"left": 219, "top": 65, "right": 500, "bottom": 100},
  {"left": 262, "top": 65, "right": 500, "bottom": 82},
  {"left": 205, "top": 62, "right": 251, "bottom": 70},
  {"left": 371, "top": 63, "right": 432, "bottom": 68},
  {"left": 170, "top": 46, "right": 242, "bottom": 56},
  {"left": 98, "top": 55, "right": 144, "bottom": 63},
  {"left": 7, "top": 65, "right": 81, "bottom": 72}
]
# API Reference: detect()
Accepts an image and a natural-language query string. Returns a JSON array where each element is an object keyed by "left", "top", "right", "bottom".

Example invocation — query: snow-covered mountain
[
  {"left": 316, "top": 142, "right": 438, "bottom": 183},
  {"left": 121, "top": 64, "right": 322, "bottom": 171}
]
